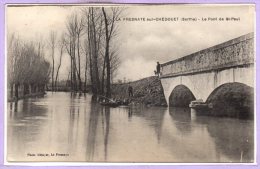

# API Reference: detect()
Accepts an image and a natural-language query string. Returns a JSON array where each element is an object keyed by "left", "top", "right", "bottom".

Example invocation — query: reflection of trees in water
[
  {"left": 128, "top": 108, "right": 133, "bottom": 120},
  {"left": 85, "top": 101, "right": 111, "bottom": 161},
  {"left": 68, "top": 106, "right": 80, "bottom": 153},
  {"left": 169, "top": 107, "right": 192, "bottom": 134},
  {"left": 196, "top": 116, "right": 254, "bottom": 162},
  {"left": 68, "top": 92, "right": 86, "bottom": 152},
  {"left": 7, "top": 99, "right": 49, "bottom": 160},
  {"left": 103, "top": 107, "right": 110, "bottom": 161},
  {"left": 86, "top": 102, "right": 100, "bottom": 161},
  {"left": 9, "top": 100, "right": 28, "bottom": 118},
  {"left": 70, "top": 92, "right": 77, "bottom": 98},
  {"left": 9, "top": 99, "right": 48, "bottom": 120},
  {"left": 9, "top": 101, "right": 18, "bottom": 117},
  {"left": 129, "top": 106, "right": 166, "bottom": 142}
]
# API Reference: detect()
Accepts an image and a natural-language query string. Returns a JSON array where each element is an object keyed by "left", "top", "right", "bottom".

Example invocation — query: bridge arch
[
  {"left": 206, "top": 82, "right": 254, "bottom": 118},
  {"left": 169, "top": 85, "right": 196, "bottom": 107},
  {"left": 161, "top": 66, "right": 254, "bottom": 107}
]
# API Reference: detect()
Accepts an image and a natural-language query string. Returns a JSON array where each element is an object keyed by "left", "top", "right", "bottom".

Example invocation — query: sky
[{"left": 7, "top": 4, "right": 255, "bottom": 81}]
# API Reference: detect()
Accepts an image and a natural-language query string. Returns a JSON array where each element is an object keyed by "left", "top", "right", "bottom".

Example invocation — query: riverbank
[{"left": 111, "top": 76, "right": 167, "bottom": 107}]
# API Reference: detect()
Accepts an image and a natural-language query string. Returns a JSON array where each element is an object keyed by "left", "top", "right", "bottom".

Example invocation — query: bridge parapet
[{"left": 161, "top": 33, "right": 254, "bottom": 78}]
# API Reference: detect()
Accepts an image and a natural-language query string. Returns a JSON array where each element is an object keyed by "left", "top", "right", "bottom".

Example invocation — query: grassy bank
[{"left": 111, "top": 76, "right": 167, "bottom": 107}]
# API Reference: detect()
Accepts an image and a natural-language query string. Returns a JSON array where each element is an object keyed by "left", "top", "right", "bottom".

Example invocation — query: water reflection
[
  {"left": 103, "top": 107, "right": 110, "bottom": 161},
  {"left": 68, "top": 106, "right": 80, "bottom": 154},
  {"left": 190, "top": 108, "right": 254, "bottom": 162},
  {"left": 169, "top": 107, "right": 192, "bottom": 134},
  {"left": 165, "top": 107, "right": 254, "bottom": 162},
  {"left": 7, "top": 92, "right": 254, "bottom": 162},
  {"left": 9, "top": 101, "right": 18, "bottom": 115},
  {"left": 85, "top": 102, "right": 100, "bottom": 161},
  {"left": 206, "top": 118, "right": 253, "bottom": 162},
  {"left": 130, "top": 106, "right": 166, "bottom": 143},
  {"left": 8, "top": 99, "right": 49, "bottom": 161},
  {"left": 128, "top": 108, "right": 133, "bottom": 120}
]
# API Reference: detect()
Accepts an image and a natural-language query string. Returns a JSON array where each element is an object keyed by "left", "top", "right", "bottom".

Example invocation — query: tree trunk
[
  {"left": 15, "top": 83, "right": 19, "bottom": 99},
  {"left": 101, "top": 56, "right": 106, "bottom": 95},
  {"left": 55, "top": 44, "right": 63, "bottom": 92},
  {"left": 70, "top": 39, "right": 73, "bottom": 91},
  {"left": 87, "top": 13, "right": 95, "bottom": 94},
  {"left": 90, "top": 8, "right": 100, "bottom": 95},
  {"left": 10, "top": 83, "right": 13, "bottom": 98},
  {"left": 73, "top": 37, "right": 77, "bottom": 91},
  {"left": 23, "top": 83, "right": 29, "bottom": 95},
  {"left": 102, "top": 7, "right": 111, "bottom": 98},
  {"left": 52, "top": 54, "right": 54, "bottom": 92},
  {"left": 77, "top": 35, "right": 82, "bottom": 91},
  {"left": 84, "top": 51, "right": 88, "bottom": 93}
]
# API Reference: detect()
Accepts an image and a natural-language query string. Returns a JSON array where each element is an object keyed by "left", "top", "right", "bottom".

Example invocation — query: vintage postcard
[{"left": 5, "top": 4, "right": 255, "bottom": 163}]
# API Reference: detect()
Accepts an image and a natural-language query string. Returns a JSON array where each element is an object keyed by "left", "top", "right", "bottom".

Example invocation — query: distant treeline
[
  {"left": 46, "top": 80, "right": 91, "bottom": 92},
  {"left": 7, "top": 35, "right": 50, "bottom": 100}
]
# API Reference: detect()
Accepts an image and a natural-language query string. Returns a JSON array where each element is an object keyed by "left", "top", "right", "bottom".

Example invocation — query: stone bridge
[{"left": 160, "top": 33, "right": 254, "bottom": 109}]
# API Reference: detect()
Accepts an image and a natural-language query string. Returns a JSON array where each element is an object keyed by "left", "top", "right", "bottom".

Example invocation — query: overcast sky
[{"left": 7, "top": 4, "right": 255, "bottom": 81}]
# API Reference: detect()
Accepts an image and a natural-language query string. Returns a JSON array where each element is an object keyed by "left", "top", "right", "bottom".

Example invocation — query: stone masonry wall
[{"left": 161, "top": 33, "right": 254, "bottom": 78}]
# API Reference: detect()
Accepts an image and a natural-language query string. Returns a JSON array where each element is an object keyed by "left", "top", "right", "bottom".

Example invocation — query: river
[{"left": 7, "top": 92, "right": 254, "bottom": 163}]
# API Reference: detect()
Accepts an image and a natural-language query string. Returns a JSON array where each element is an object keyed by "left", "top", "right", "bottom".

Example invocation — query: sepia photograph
[{"left": 5, "top": 4, "right": 255, "bottom": 163}]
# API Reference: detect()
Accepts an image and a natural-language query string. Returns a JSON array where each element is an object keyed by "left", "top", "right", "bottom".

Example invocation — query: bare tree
[
  {"left": 49, "top": 31, "right": 57, "bottom": 91},
  {"left": 7, "top": 34, "right": 50, "bottom": 100},
  {"left": 7, "top": 33, "right": 22, "bottom": 98},
  {"left": 75, "top": 13, "right": 85, "bottom": 91},
  {"left": 7, "top": 33, "right": 17, "bottom": 98},
  {"left": 54, "top": 34, "right": 66, "bottom": 91},
  {"left": 83, "top": 39, "right": 89, "bottom": 92},
  {"left": 102, "top": 7, "right": 123, "bottom": 98},
  {"left": 77, "top": 7, "right": 124, "bottom": 96},
  {"left": 83, "top": 7, "right": 103, "bottom": 95},
  {"left": 90, "top": 7, "right": 102, "bottom": 94},
  {"left": 65, "top": 14, "right": 81, "bottom": 91}
]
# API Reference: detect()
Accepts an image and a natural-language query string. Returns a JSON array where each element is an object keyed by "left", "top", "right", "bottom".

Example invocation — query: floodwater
[{"left": 7, "top": 92, "right": 254, "bottom": 163}]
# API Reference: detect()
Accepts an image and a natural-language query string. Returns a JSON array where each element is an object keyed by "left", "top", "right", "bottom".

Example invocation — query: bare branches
[
  {"left": 65, "top": 12, "right": 87, "bottom": 91},
  {"left": 101, "top": 7, "right": 124, "bottom": 97},
  {"left": 54, "top": 33, "right": 66, "bottom": 91},
  {"left": 7, "top": 34, "right": 50, "bottom": 98},
  {"left": 49, "top": 30, "right": 57, "bottom": 91}
]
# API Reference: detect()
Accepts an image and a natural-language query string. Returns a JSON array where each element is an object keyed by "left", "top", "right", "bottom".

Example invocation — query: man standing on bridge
[{"left": 156, "top": 62, "right": 161, "bottom": 77}]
